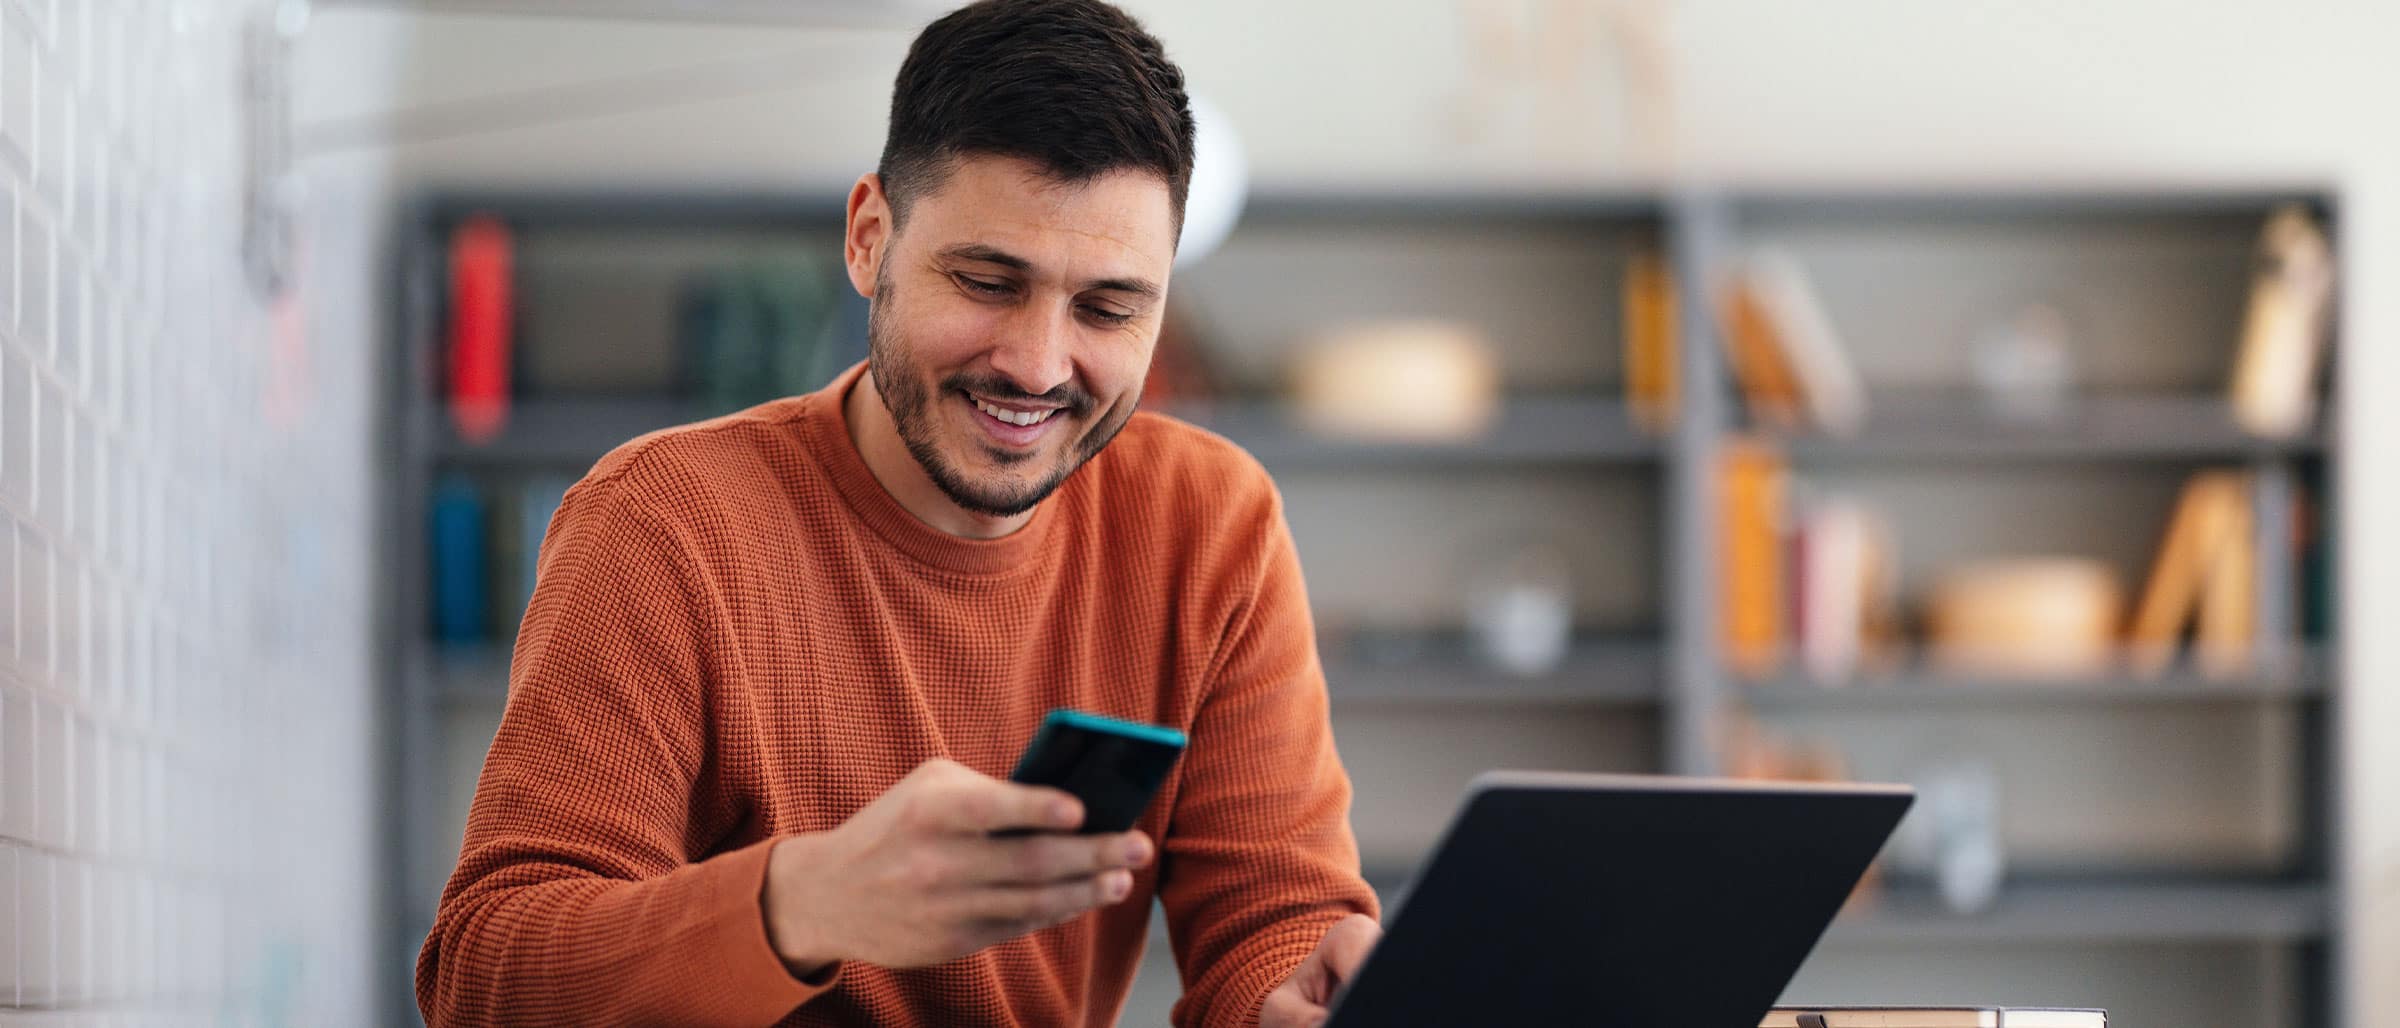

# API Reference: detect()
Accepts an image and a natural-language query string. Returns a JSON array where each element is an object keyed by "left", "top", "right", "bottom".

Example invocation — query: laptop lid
[{"left": 1325, "top": 770, "right": 1914, "bottom": 1028}]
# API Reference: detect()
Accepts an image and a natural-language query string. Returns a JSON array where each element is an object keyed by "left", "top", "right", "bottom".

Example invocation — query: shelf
[
  {"left": 418, "top": 637, "right": 1662, "bottom": 708},
  {"left": 433, "top": 397, "right": 709, "bottom": 467},
  {"left": 1766, "top": 390, "right": 2326, "bottom": 462},
  {"left": 1732, "top": 187, "right": 2332, "bottom": 223},
  {"left": 1356, "top": 863, "right": 2326, "bottom": 946},
  {"left": 1827, "top": 876, "right": 2331, "bottom": 945},
  {"left": 431, "top": 393, "right": 1664, "bottom": 470},
  {"left": 1325, "top": 637, "right": 1661, "bottom": 706},
  {"left": 1740, "top": 653, "right": 2328, "bottom": 706},
  {"left": 1181, "top": 396, "right": 1659, "bottom": 469}
]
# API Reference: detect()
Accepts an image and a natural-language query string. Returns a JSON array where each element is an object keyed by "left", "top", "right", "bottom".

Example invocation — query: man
[{"left": 415, "top": 1, "right": 1382, "bottom": 1025}]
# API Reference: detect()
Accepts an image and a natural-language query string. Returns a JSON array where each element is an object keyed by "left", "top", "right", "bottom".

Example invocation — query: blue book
[{"left": 430, "top": 476, "right": 488, "bottom": 644}]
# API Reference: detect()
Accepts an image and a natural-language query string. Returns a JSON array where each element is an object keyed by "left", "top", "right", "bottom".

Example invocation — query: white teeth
[{"left": 973, "top": 396, "right": 1057, "bottom": 427}]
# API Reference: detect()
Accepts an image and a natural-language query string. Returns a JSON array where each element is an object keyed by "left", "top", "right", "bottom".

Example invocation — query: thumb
[
  {"left": 1309, "top": 914, "right": 1382, "bottom": 1000},
  {"left": 1324, "top": 917, "right": 1382, "bottom": 979}
]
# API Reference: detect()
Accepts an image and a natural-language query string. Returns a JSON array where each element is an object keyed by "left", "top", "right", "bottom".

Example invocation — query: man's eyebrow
[
  {"left": 939, "top": 243, "right": 1031, "bottom": 271},
  {"left": 938, "top": 243, "right": 1161, "bottom": 301}
]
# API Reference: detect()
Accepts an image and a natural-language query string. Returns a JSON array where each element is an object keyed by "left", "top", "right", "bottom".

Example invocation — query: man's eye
[
  {"left": 1081, "top": 305, "right": 1134, "bottom": 326},
  {"left": 955, "top": 274, "right": 1014, "bottom": 296}
]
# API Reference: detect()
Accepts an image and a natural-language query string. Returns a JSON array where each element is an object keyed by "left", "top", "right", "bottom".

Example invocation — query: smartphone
[{"left": 1001, "top": 709, "right": 1187, "bottom": 836}]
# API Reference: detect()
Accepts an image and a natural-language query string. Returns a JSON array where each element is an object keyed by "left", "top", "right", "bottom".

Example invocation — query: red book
[{"left": 448, "top": 215, "right": 514, "bottom": 443}]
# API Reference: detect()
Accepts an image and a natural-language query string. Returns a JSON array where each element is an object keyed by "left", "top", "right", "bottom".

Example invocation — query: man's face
[{"left": 855, "top": 156, "right": 1176, "bottom": 518}]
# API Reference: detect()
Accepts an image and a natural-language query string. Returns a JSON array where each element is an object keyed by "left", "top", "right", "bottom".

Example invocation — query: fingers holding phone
[
  {"left": 762, "top": 755, "right": 1160, "bottom": 972},
  {"left": 968, "top": 825, "right": 1154, "bottom": 887}
]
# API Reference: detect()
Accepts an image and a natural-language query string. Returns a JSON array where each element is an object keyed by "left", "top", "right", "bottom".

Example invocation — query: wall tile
[
  {"left": 0, "top": 348, "right": 25, "bottom": 506},
  {"left": 0, "top": 683, "right": 31, "bottom": 842},
  {"left": 14, "top": 851, "right": 48, "bottom": 1007},
  {"left": 4, "top": 1, "right": 378, "bottom": 1017}
]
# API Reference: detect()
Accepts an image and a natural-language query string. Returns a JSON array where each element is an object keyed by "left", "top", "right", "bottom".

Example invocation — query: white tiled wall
[{"left": 1, "top": 0, "right": 380, "bottom": 1023}]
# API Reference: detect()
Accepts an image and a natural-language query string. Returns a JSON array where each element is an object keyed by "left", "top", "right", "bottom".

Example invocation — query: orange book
[
  {"left": 1720, "top": 439, "right": 1789, "bottom": 677},
  {"left": 2127, "top": 471, "right": 2246, "bottom": 676},
  {"left": 1716, "top": 276, "right": 1806, "bottom": 429},
  {"left": 1623, "top": 252, "right": 1679, "bottom": 432}
]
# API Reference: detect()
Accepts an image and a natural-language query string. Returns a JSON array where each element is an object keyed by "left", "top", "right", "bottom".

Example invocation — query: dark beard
[{"left": 865, "top": 269, "right": 1137, "bottom": 518}]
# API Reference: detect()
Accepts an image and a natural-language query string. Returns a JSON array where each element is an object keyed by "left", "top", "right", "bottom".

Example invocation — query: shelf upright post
[
  {"left": 1664, "top": 191, "right": 1735, "bottom": 776},
  {"left": 382, "top": 200, "right": 449, "bottom": 1028}
]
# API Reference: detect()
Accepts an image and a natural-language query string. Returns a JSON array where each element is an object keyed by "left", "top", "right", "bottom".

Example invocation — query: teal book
[{"left": 430, "top": 476, "right": 488, "bottom": 644}]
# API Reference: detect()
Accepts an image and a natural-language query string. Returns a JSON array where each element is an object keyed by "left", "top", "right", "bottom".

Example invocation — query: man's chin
[
  {"left": 935, "top": 478, "right": 1052, "bottom": 519},
  {"left": 927, "top": 452, "right": 1071, "bottom": 518}
]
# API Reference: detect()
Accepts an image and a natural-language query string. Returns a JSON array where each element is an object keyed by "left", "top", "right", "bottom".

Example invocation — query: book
[
  {"left": 1142, "top": 300, "right": 1221, "bottom": 413},
  {"left": 1719, "top": 439, "right": 1789, "bottom": 677},
  {"left": 485, "top": 481, "right": 523, "bottom": 641},
  {"left": 1796, "top": 498, "right": 1871, "bottom": 683},
  {"left": 754, "top": 254, "right": 848, "bottom": 397},
  {"left": 1622, "top": 251, "right": 1679, "bottom": 432},
  {"left": 2296, "top": 473, "right": 2330, "bottom": 641},
  {"left": 446, "top": 215, "right": 514, "bottom": 444},
  {"left": 2125, "top": 470, "right": 2248, "bottom": 675},
  {"left": 1716, "top": 271, "right": 1807, "bottom": 429},
  {"left": 2194, "top": 478, "right": 2257, "bottom": 676},
  {"left": 2227, "top": 204, "right": 2334, "bottom": 439},
  {"left": 1743, "top": 248, "right": 1866, "bottom": 436},
  {"left": 681, "top": 257, "right": 858, "bottom": 416},
  {"left": 429, "top": 476, "right": 488, "bottom": 645},
  {"left": 1716, "top": 250, "right": 1866, "bottom": 435},
  {"left": 1764, "top": 1008, "right": 2105, "bottom": 1027}
]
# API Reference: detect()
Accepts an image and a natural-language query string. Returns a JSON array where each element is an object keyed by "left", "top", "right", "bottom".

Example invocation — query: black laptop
[{"left": 1324, "top": 771, "right": 1914, "bottom": 1028}]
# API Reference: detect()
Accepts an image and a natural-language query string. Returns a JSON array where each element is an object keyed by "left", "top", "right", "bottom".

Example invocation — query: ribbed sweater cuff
[
  {"left": 1215, "top": 920, "right": 1328, "bottom": 1028},
  {"left": 696, "top": 835, "right": 843, "bottom": 1022}
]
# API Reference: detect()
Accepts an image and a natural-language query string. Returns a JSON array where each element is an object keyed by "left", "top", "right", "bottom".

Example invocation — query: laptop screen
[{"left": 1327, "top": 771, "right": 1913, "bottom": 1028}]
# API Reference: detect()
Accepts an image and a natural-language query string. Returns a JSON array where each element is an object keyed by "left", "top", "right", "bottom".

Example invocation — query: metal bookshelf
[
  {"left": 1771, "top": 389, "right": 2330, "bottom": 462},
  {"left": 1323, "top": 637, "right": 1662, "bottom": 707},
  {"left": 380, "top": 186, "right": 2345, "bottom": 1026},
  {"left": 1826, "top": 877, "right": 2331, "bottom": 946},
  {"left": 1184, "top": 395, "right": 1658, "bottom": 467}
]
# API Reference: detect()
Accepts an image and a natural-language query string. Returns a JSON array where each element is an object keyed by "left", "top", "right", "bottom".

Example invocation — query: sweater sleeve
[
  {"left": 1160, "top": 497, "right": 1380, "bottom": 1028},
  {"left": 415, "top": 472, "right": 833, "bottom": 1027}
]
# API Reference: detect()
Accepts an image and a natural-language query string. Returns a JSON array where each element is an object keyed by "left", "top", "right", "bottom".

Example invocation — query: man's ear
[{"left": 845, "top": 173, "right": 891, "bottom": 299}]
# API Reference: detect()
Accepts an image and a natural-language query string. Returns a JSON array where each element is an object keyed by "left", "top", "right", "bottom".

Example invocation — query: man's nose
[{"left": 987, "top": 303, "right": 1075, "bottom": 399}]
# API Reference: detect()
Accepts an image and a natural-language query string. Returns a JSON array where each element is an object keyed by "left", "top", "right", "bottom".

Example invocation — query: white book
[
  {"left": 1764, "top": 1008, "right": 2106, "bottom": 1028},
  {"left": 1743, "top": 247, "right": 1868, "bottom": 437},
  {"left": 1799, "top": 499, "right": 1869, "bottom": 684}
]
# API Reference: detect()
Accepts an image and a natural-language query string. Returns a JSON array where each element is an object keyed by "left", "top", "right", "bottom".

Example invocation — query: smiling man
[{"left": 414, "top": 2, "right": 1380, "bottom": 1026}]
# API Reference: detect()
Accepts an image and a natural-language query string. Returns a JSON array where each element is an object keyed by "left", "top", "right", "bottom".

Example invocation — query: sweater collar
[{"left": 800, "top": 361, "right": 1064, "bottom": 576}]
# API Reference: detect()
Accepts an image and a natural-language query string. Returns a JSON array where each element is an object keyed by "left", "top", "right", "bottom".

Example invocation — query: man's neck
[{"left": 842, "top": 369, "right": 1037, "bottom": 540}]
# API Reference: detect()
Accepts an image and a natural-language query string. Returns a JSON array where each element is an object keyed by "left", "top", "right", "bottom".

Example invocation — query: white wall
[
  {"left": 1, "top": 0, "right": 392, "bottom": 1022},
  {"left": 304, "top": 1, "right": 2399, "bottom": 1023}
]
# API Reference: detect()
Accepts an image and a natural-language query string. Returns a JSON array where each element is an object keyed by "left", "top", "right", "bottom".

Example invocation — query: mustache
[{"left": 946, "top": 374, "right": 1094, "bottom": 416}]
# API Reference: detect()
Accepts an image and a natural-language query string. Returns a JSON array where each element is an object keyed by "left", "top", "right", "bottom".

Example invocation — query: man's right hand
[{"left": 761, "top": 758, "right": 1155, "bottom": 976}]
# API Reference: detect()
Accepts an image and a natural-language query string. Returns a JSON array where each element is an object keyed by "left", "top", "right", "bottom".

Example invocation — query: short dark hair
[{"left": 879, "top": 0, "right": 1194, "bottom": 234}]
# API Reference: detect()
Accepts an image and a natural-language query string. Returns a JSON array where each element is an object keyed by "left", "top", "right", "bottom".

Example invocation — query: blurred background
[{"left": 3, "top": 0, "right": 2397, "bottom": 1024}]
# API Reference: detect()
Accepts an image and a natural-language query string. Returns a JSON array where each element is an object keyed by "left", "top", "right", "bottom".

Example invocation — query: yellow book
[
  {"left": 1623, "top": 252, "right": 1679, "bottom": 432},
  {"left": 1720, "top": 439, "right": 1788, "bottom": 677},
  {"left": 2195, "top": 477, "right": 2257, "bottom": 676}
]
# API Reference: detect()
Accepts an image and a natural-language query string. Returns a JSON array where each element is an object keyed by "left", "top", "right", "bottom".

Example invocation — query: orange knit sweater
[{"left": 416, "top": 363, "right": 1377, "bottom": 1027}]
